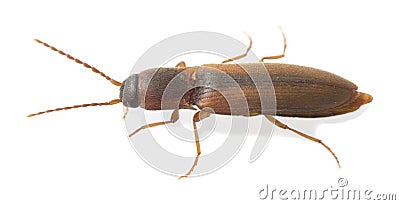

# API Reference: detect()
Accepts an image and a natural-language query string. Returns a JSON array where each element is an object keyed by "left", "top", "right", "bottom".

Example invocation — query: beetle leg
[
  {"left": 178, "top": 110, "right": 211, "bottom": 179},
  {"left": 122, "top": 106, "right": 129, "bottom": 120},
  {"left": 175, "top": 61, "right": 186, "bottom": 68},
  {"left": 222, "top": 32, "right": 253, "bottom": 63},
  {"left": 265, "top": 115, "right": 341, "bottom": 168},
  {"left": 260, "top": 26, "right": 287, "bottom": 62},
  {"left": 128, "top": 109, "right": 180, "bottom": 137}
]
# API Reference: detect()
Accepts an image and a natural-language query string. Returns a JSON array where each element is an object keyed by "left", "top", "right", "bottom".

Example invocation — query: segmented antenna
[
  {"left": 27, "top": 99, "right": 121, "bottom": 117},
  {"left": 27, "top": 39, "right": 123, "bottom": 117},
  {"left": 34, "top": 39, "right": 122, "bottom": 86}
]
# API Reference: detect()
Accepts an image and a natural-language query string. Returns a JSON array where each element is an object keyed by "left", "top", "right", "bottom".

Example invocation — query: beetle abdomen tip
[
  {"left": 360, "top": 93, "right": 373, "bottom": 104},
  {"left": 357, "top": 92, "right": 373, "bottom": 105},
  {"left": 340, "top": 92, "right": 373, "bottom": 114}
]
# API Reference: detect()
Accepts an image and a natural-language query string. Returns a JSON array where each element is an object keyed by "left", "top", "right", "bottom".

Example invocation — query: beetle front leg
[
  {"left": 265, "top": 115, "right": 341, "bottom": 168},
  {"left": 128, "top": 109, "right": 180, "bottom": 137},
  {"left": 122, "top": 106, "right": 129, "bottom": 120},
  {"left": 178, "top": 110, "right": 211, "bottom": 179}
]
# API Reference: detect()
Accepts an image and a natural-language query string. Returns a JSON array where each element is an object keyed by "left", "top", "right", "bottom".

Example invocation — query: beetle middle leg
[
  {"left": 265, "top": 115, "right": 341, "bottom": 168},
  {"left": 260, "top": 26, "right": 287, "bottom": 62},
  {"left": 178, "top": 110, "right": 211, "bottom": 179},
  {"left": 221, "top": 33, "right": 253, "bottom": 63},
  {"left": 128, "top": 109, "right": 180, "bottom": 137}
]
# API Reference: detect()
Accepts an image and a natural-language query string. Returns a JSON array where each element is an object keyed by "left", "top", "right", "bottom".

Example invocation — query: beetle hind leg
[
  {"left": 265, "top": 115, "right": 341, "bottom": 168},
  {"left": 178, "top": 110, "right": 211, "bottom": 179},
  {"left": 128, "top": 109, "right": 180, "bottom": 137}
]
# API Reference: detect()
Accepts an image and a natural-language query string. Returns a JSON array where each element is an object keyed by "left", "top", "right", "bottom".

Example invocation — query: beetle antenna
[
  {"left": 27, "top": 99, "right": 121, "bottom": 117},
  {"left": 34, "top": 39, "right": 122, "bottom": 86}
]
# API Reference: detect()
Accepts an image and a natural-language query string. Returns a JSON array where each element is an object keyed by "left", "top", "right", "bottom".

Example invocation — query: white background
[{"left": 1, "top": 0, "right": 399, "bottom": 204}]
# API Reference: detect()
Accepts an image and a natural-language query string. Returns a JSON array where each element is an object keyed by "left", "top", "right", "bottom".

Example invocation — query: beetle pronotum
[{"left": 28, "top": 28, "right": 373, "bottom": 179}]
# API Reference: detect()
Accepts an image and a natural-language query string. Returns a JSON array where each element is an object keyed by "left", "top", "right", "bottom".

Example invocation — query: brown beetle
[{"left": 28, "top": 29, "right": 373, "bottom": 179}]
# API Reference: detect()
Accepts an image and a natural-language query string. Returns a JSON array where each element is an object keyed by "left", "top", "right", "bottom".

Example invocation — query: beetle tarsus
[
  {"left": 178, "top": 153, "right": 200, "bottom": 180},
  {"left": 178, "top": 110, "right": 211, "bottom": 179}
]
